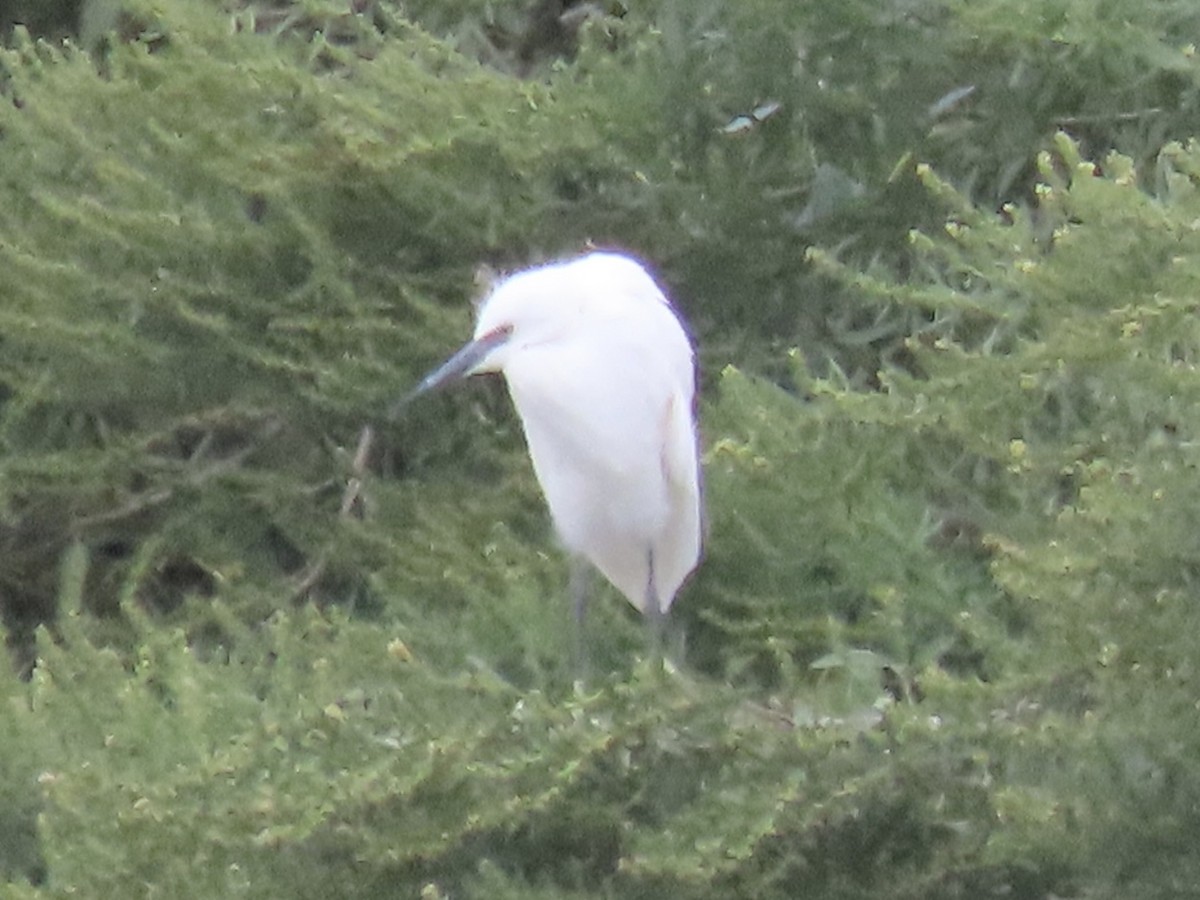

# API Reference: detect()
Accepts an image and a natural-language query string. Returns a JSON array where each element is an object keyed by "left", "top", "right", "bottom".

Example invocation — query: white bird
[{"left": 403, "top": 251, "right": 702, "bottom": 659}]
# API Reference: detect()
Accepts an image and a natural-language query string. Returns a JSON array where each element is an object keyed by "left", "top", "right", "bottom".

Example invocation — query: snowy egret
[{"left": 402, "top": 251, "right": 702, "bottom": 661}]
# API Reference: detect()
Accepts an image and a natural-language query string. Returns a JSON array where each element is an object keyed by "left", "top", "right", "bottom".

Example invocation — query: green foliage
[
  {"left": 534, "top": 0, "right": 1200, "bottom": 375},
  {"left": 807, "top": 134, "right": 1200, "bottom": 893},
  {"left": 2, "top": 0, "right": 1200, "bottom": 898},
  {"left": 691, "top": 364, "right": 1005, "bottom": 692},
  {"left": 0, "top": 601, "right": 1093, "bottom": 899},
  {"left": 0, "top": 0, "right": 630, "bottom": 659}
]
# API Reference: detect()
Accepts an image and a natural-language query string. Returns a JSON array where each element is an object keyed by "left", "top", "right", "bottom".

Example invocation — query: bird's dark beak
[{"left": 390, "top": 326, "right": 511, "bottom": 419}]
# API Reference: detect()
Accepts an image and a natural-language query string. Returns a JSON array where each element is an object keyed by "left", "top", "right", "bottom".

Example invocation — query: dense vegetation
[{"left": 2, "top": 0, "right": 1200, "bottom": 896}]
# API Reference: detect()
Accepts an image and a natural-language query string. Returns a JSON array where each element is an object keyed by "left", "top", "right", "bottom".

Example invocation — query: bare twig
[
  {"left": 338, "top": 425, "right": 373, "bottom": 519},
  {"left": 291, "top": 424, "right": 376, "bottom": 604},
  {"left": 75, "top": 416, "right": 283, "bottom": 530}
]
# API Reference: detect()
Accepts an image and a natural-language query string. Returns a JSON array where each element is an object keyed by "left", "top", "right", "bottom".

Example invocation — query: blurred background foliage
[{"left": 2, "top": 0, "right": 1200, "bottom": 896}]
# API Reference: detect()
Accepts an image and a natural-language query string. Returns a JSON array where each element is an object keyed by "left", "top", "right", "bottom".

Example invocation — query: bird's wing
[
  {"left": 655, "top": 386, "right": 703, "bottom": 608},
  {"left": 659, "top": 390, "right": 698, "bottom": 493}
]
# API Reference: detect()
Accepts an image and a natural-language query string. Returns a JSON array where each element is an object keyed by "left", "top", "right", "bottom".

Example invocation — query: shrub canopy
[{"left": 3, "top": 0, "right": 1200, "bottom": 897}]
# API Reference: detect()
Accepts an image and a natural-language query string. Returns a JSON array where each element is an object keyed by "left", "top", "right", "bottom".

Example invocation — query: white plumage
[{"left": 408, "top": 251, "right": 702, "bottom": 622}]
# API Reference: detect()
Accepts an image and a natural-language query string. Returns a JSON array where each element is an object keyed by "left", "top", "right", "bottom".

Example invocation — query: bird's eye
[{"left": 482, "top": 323, "right": 514, "bottom": 343}]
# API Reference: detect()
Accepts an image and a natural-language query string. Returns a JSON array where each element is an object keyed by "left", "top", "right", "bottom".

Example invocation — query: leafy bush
[{"left": 2, "top": 0, "right": 1200, "bottom": 897}]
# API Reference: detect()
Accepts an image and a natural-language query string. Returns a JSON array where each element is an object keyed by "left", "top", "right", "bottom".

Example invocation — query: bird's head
[{"left": 396, "top": 251, "right": 666, "bottom": 414}]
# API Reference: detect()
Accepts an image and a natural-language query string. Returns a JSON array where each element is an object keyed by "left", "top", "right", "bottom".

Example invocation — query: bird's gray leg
[
  {"left": 643, "top": 549, "right": 666, "bottom": 667},
  {"left": 570, "top": 558, "right": 591, "bottom": 679}
]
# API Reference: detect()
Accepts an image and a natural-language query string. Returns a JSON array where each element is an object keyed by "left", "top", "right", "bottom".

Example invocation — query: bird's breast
[{"left": 503, "top": 348, "right": 673, "bottom": 544}]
